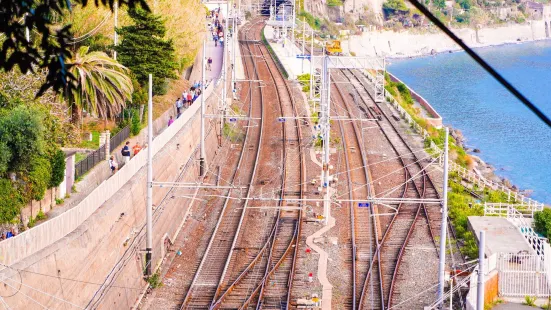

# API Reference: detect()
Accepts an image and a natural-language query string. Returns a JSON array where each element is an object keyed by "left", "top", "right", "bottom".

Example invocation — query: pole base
[
  {"left": 145, "top": 249, "right": 152, "bottom": 276},
  {"left": 199, "top": 158, "right": 206, "bottom": 176}
]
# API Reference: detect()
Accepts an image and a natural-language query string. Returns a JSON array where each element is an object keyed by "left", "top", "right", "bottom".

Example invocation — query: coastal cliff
[{"left": 348, "top": 6, "right": 551, "bottom": 58}]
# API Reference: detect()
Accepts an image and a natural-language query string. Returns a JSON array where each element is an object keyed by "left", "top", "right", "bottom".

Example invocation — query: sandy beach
[{"left": 347, "top": 17, "right": 551, "bottom": 58}]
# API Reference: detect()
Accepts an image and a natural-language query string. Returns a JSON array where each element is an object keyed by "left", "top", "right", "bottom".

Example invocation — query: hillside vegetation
[{"left": 0, "top": 0, "right": 205, "bottom": 227}]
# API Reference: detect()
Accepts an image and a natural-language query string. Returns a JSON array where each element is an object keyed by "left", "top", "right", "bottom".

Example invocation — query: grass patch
[
  {"left": 223, "top": 123, "right": 244, "bottom": 142},
  {"left": 147, "top": 271, "right": 163, "bottom": 289},
  {"left": 261, "top": 29, "right": 289, "bottom": 79},
  {"left": 297, "top": 73, "right": 311, "bottom": 93},
  {"left": 75, "top": 152, "right": 87, "bottom": 163},
  {"left": 78, "top": 131, "right": 100, "bottom": 149}
]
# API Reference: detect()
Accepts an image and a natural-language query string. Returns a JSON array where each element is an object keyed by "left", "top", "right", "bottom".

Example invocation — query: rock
[{"left": 473, "top": 148, "right": 481, "bottom": 153}]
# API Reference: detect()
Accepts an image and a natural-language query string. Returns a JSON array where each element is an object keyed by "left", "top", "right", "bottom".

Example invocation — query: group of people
[
  {"left": 173, "top": 80, "right": 207, "bottom": 119},
  {"left": 1, "top": 227, "right": 17, "bottom": 240},
  {"left": 109, "top": 141, "right": 143, "bottom": 174},
  {"left": 210, "top": 9, "right": 225, "bottom": 47}
]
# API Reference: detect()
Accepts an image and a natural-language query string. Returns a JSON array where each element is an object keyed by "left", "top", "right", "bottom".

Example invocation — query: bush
[
  {"left": 534, "top": 209, "right": 551, "bottom": 238},
  {"left": 327, "top": 0, "right": 343, "bottom": 6},
  {"left": 49, "top": 149, "right": 66, "bottom": 188},
  {"left": 131, "top": 112, "right": 141, "bottom": 136},
  {"left": 147, "top": 272, "right": 163, "bottom": 288},
  {"left": 0, "top": 179, "right": 23, "bottom": 223}
]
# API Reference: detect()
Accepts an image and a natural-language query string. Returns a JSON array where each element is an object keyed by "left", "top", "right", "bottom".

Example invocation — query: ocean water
[{"left": 388, "top": 41, "right": 551, "bottom": 204}]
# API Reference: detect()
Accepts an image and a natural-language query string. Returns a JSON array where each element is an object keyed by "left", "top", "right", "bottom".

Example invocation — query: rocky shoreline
[{"left": 448, "top": 127, "right": 534, "bottom": 199}]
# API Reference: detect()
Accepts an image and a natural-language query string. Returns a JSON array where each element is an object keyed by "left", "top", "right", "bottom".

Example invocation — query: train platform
[
  {"left": 468, "top": 216, "right": 534, "bottom": 256},
  {"left": 264, "top": 25, "right": 311, "bottom": 80}
]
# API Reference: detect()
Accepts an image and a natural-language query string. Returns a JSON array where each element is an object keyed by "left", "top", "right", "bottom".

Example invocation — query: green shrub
[
  {"left": 0, "top": 179, "right": 23, "bottom": 223},
  {"left": 131, "top": 112, "right": 141, "bottom": 136},
  {"left": 147, "top": 272, "right": 163, "bottom": 288},
  {"left": 49, "top": 149, "right": 66, "bottom": 188},
  {"left": 523, "top": 295, "right": 536, "bottom": 306},
  {"left": 327, "top": 0, "right": 343, "bottom": 6},
  {"left": 534, "top": 209, "right": 551, "bottom": 238},
  {"left": 36, "top": 209, "right": 46, "bottom": 221}
]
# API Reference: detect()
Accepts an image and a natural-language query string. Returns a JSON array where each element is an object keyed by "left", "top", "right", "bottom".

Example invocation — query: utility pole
[
  {"left": 114, "top": 0, "right": 118, "bottom": 60},
  {"left": 309, "top": 27, "right": 314, "bottom": 100},
  {"left": 291, "top": 0, "right": 296, "bottom": 57},
  {"left": 200, "top": 41, "right": 207, "bottom": 176},
  {"left": 438, "top": 127, "right": 450, "bottom": 308},
  {"left": 477, "top": 230, "right": 485, "bottom": 310},
  {"left": 302, "top": 17, "right": 305, "bottom": 73},
  {"left": 282, "top": 3, "right": 286, "bottom": 53},
  {"left": 145, "top": 74, "right": 153, "bottom": 277},
  {"left": 320, "top": 55, "right": 331, "bottom": 224},
  {"left": 221, "top": 1, "right": 229, "bottom": 142},
  {"left": 232, "top": 0, "right": 237, "bottom": 94}
]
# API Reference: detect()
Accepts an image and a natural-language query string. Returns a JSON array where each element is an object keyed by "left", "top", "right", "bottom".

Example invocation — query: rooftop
[{"left": 468, "top": 216, "right": 534, "bottom": 256}]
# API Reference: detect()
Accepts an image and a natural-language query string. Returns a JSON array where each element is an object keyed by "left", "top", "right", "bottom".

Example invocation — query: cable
[
  {"left": 2, "top": 277, "right": 84, "bottom": 309},
  {"left": 408, "top": 0, "right": 551, "bottom": 128},
  {"left": 0, "top": 279, "right": 49, "bottom": 310},
  {"left": 0, "top": 297, "right": 10, "bottom": 310},
  {"left": 0, "top": 264, "right": 142, "bottom": 291}
]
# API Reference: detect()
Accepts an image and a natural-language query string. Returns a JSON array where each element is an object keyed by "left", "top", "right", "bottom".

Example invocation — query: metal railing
[
  {"left": 75, "top": 145, "right": 106, "bottom": 179},
  {"left": 110, "top": 126, "right": 130, "bottom": 152}
]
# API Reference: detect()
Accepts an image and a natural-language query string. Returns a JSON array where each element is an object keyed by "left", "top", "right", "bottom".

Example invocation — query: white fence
[
  {"left": 381, "top": 83, "right": 545, "bottom": 210},
  {"left": 498, "top": 251, "right": 551, "bottom": 298},
  {"left": 0, "top": 72, "right": 223, "bottom": 266},
  {"left": 484, "top": 203, "right": 547, "bottom": 256}
]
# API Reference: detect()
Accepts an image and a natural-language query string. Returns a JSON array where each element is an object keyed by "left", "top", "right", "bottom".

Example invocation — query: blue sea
[{"left": 388, "top": 41, "right": 551, "bottom": 204}]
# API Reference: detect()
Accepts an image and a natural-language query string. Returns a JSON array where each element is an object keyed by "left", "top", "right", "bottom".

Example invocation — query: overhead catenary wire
[
  {"left": 407, "top": 0, "right": 551, "bottom": 128},
  {"left": 1, "top": 277, "right": 85, "bottom": 309},
  {"left": 0, "top": 280, "right": 49, "bottom": 310}
]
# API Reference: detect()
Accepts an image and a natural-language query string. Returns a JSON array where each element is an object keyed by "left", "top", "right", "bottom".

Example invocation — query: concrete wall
[
  {"left": 388, "top": 72, "right": 443, "bottom": 128},
  {"left": 0, "top": 84, "right": 223, "bottom": 308}
]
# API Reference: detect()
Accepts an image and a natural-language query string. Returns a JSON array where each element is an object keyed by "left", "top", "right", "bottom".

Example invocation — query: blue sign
[
  {"left": 229, "top": 118, "right": 237, "bottom": 123},
  {"left": 358, "top": 202, "right": 370, "bottom": 208},
  {"left": 278, "top": 117, "right": 286, "bottom": 122},
  {"left": 296, "top": 54, "right": 311, "bottom": 59}
]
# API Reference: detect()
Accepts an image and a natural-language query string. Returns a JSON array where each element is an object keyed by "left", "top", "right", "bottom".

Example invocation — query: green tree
[
  {"left": 115, "top": 7, "right": 178, "bottom": 95},
  {"left": 0, "top": 106, "right": 45, "bottom": 172},
  {"left": 25, "top": 156, "right": 52, "bottom": 201},
  {"left": 433, "top": 0, "right": 446, "bottom": 9},
  {"left": 383, "top": 0, "right": 410, "bottom": 16},
  {"left": 534, "top": 209, "right": 551, "bottom": 238},
  {"left": 457, "top": 0, "right": 473, "bottom": 10},
  {"left": 0, "top": 179, "right": 23, "bottom": 223},
  {"left": 66, "top": 46, "right": 133, "bottom": 125},
  {"left": 0, "top": 0, "right": 147, "bottom": 98},
  {"left": 49, "top": 150, "right": 66, "bottom": 188}
]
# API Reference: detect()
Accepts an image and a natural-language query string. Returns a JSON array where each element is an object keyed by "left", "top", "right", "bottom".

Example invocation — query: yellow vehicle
[{"left": 325, "top": 40, "right": 342, "bottom": 56}]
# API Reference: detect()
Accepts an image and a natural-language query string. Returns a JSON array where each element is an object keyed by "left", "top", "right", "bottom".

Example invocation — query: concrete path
[{"left": 305, "top": 149, "right": 334, "bottom": 309}]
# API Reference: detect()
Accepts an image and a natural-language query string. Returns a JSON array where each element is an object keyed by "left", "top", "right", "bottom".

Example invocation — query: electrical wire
[
  {"left": 0, "top": 279, "right": 49, "bottom": 310},
  {"left": 1, "top": 277, "right": 84, "bottom": 309},
  {"left": 407, "top": 0, "right": 551, "bottom": 128},
  {"left": 0, "top": 264, "right": 142, "bottom": 291}
]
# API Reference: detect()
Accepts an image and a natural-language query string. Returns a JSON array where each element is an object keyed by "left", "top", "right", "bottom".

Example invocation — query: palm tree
[{"left": 66, "top": 46, "right": 133, "bottom": 125}]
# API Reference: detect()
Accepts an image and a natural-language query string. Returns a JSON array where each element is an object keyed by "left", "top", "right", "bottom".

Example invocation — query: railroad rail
[
  {"left": 339, "top": 69, "right": 442, "bottom": 309},
  {"left": 332, "top": 74, "right": 382, "bottom": 309},
  {"left": 183, "top": 18, "right": 305, "bottom": 309},
  {"left": 180, "top": 18, "right": 265, "bottom": 310}
]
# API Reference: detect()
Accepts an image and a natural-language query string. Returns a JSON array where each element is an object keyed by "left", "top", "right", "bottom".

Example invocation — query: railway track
[
  {"left": 330, "top": 74, "right": 382, "bottom": 310},
  {"left": 180, "top": 18, "right": 265, "bottom": 310},
  {"left": 339, "top": 68, "right": 442, "bottom": 309},
  {"left": 183, "top": 18, "right": 304, "bottom": 309}
]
